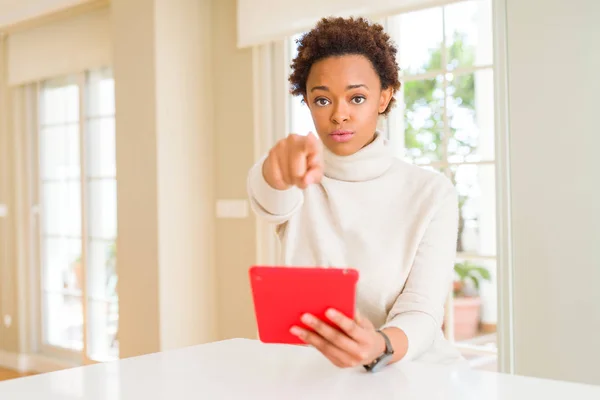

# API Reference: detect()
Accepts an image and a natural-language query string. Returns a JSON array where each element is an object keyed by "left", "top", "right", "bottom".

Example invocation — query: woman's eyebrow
[
  {"left": 310, "top": 84, "right": 369, "bottom": 92},
  {"left": 347, "top": 84, "right": 369, "bottom": 90}
]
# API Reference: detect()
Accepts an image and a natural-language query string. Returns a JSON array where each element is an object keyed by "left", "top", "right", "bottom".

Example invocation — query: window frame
[
  {"left": 32, "top": 68, "right": 117, "bottom": 365},
  {"left": 381, "top": 2, "right": 497, "bottom": 357}
]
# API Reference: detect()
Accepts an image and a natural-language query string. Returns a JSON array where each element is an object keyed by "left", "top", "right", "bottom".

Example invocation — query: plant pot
[{"left": 453, "top": 296, "right": 481, "bottom": 341}]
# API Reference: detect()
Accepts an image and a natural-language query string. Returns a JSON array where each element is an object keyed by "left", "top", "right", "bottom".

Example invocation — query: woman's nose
[{"left": 331, "top": 102, "right": 350, "bottom": 124}]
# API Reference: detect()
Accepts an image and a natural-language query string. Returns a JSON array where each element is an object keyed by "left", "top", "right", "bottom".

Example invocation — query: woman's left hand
[{"left": 290, "top": 309, "right": 385, "bottom": 368}]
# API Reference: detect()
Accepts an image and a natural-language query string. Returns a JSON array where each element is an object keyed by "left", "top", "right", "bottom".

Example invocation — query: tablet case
[{"left": 249, "top": 265, "right": 359, "bottom": 344}]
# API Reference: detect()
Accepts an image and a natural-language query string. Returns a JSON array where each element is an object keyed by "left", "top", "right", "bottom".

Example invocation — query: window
[
  {"left": 286, "top": 0, "right": 497, "bottom": 369},
  {"left": 37, "top": 68, "right": 118, "bottom": 363}
]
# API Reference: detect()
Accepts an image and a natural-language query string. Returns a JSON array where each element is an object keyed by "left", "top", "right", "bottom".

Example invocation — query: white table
[{"left": 1, "top": 338, "right": 599, "bottom": 399}]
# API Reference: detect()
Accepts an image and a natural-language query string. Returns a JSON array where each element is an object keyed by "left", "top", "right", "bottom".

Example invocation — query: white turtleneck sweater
[{"left": 247, "top": 132, "right": 464, "bottom": 365}]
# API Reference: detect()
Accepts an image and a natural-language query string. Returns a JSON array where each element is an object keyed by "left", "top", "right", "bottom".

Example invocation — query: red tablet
[{"left": 249, "top": 265, "right": 359, "bottom": 344}]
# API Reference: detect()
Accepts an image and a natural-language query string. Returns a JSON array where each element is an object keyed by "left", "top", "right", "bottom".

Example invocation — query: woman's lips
[{"left": 329, "top": 130, "right": 354, "bottom": 143}]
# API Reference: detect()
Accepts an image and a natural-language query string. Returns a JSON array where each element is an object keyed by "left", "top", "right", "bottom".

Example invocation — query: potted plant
[{"left": 452, "top": 261, "right": 491, "bottom": 340}]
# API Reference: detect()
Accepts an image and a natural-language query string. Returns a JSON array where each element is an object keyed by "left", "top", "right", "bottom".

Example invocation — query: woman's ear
[{"left": 378, "top": 87, "right": 394, "bottom": 114}]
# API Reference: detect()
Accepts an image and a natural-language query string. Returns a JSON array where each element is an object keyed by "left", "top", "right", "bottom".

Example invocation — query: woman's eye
[
  {"left": 352, "top": 96, "right": 366, "bottom": 105},
  {"left": 315, "top": 98, "right": 330, "bottom": 107}
]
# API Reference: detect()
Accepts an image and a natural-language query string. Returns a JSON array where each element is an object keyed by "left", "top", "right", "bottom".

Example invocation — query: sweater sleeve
[
  {"left": 381, "top": 178, "right": 459, "bottom": 361},
  {"left": 246, "top": 156, "right": 304, "bottom": 225}
]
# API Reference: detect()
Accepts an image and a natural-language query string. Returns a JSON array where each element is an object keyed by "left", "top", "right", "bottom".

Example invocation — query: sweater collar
[{"left": 323, "top": 131, "right": 394, "bottom": 182}]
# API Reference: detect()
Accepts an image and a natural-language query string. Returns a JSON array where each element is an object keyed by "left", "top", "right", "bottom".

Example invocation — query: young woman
[{"left": 247, "top": 17, "right": 463, "bottom": 371}]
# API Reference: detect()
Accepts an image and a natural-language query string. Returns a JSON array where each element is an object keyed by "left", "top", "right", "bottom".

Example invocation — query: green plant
[
  {"left": 404, "top": 32, "right": 478, "bottom": 252},
  {"left": 453, "top": 261, "right": 491, "bottom": 297},
  {"left": 106, "top": 241, "right": 116, "bottom": 272}
]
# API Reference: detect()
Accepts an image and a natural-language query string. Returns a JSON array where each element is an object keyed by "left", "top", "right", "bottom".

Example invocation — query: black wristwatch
[{"left": 363, "top": 330, "right": 394, "bottom": 372}]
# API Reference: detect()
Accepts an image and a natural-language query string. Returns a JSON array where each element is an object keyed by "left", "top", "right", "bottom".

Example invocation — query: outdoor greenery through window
[{"left": 288, "top": 0, "right": 497, "bottom": 370}]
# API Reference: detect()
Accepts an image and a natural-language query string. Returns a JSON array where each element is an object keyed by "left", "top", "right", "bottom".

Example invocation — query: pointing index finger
[{"left": 304, "top": 132, "right": 321, "bottom": 156}]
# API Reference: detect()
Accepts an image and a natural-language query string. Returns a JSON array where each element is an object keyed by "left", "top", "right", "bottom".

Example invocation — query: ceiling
[{"left": 0, "top": 0, "right": 90, "bottom": 31}]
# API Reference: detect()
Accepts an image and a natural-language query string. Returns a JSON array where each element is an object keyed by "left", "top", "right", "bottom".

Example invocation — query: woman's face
[{"left": 304, "top": 54, "right": 393, "bottom": 156}]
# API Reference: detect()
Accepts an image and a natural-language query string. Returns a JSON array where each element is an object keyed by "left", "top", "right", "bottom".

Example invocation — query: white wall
[
  {"left": 112, "top": 0, "right": 218, "bottom": 357},
  {"left": 212, "top": 0, "right": 258, "bottom": 341},
  {"left": 0, "top": 0, "right": 92, "bottom": 28},
  {"left": 0, "top": 36, "right": 18, "bottom": 353},
  {"left": 6, "top": 7, "right": 111, "bottom": 85},
  {"left": 506, "top": 0, "right": 600, "bottom": 385},
  {"left": 154, "top": 0, "right": 218, "bottom": 351}
]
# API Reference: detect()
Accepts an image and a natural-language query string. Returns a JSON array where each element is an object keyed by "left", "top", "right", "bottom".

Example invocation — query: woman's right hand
[{"left": 262, "top": 133, "right": 324, "bottom": 190}]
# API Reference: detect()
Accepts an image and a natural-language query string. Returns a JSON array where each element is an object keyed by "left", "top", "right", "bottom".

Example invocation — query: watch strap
[
  {"left": 378, "top": 330, "right": 394, "bottom": 355},
  {"left": 364, "top": 330, "right": 394, "bottom": 372}
]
